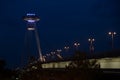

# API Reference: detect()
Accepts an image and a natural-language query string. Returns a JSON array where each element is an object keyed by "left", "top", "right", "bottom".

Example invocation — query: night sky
[{"left": 0, "top": 0, "right": 120, "bottom": 68}]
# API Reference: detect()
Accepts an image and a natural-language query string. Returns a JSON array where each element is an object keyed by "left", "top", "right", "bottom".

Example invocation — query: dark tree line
[{"left": 0, "top": 59, "right": 16, "bottom": 80}]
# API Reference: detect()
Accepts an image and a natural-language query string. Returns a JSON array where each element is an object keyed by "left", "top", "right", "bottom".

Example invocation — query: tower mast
[{"left": 23, "top": 13, "right": 43, "bottom": 62}]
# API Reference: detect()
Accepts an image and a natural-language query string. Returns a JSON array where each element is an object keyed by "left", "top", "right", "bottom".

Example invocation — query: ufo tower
[{"left": 23, "top": 13, "right": 43, "bottom": 62}]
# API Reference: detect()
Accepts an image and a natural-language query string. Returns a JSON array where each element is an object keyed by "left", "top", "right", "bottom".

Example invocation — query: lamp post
[
  {"left": 64, "top": 46, "right": 70, "bottom": 52},
  {"left": 56, "top": 49, "right": 62, "bottom": 54},
  {"left": 88, "top": 38, "right": 95, "bottom": 53},
  {"left": 108, "top": 32, "right": 116, "bottom": 49},
  {"left": 74, "top": 42, "right": 80, "bottom": 50}
]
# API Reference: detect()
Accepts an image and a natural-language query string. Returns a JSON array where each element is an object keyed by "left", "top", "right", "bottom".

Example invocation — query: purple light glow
[{"left": 27, "top": 13, "right": 35, "bottom": 16}]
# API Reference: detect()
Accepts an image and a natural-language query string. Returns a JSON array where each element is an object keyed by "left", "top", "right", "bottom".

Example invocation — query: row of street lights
[
  {"left": 42, "top": 49, "right": 63, "bottom": 61},
  {"left": 74, "top": 42, "right": 80, "bottom": 50},
  {"left": 42, "top": 31, "right": 117, "bottom": 61},
  {"left": 108, "top": 32, "right": 117, "bottom": 49},
  {"left": 87, "top": 31, "right": 117, "bottom": 53},
  {"left": 73, "top": 39, "right": 95, "bottom": 53}
]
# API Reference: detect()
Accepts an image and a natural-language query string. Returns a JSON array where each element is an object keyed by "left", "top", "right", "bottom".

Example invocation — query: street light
[
  {"left": 74, "top": 42, "right": 80, "bottom": 50},
  {"left": 64, "top": 46, "right": 70, "bottom": 51},
  {"left": 108, "top": 32, "right": 116, "bottom": 49},
  {"left": 88, "top": 38, "right": 95, "bottom": 53},
  {"left": 56, "top": 49, "right": 62, "bottom": 53}
]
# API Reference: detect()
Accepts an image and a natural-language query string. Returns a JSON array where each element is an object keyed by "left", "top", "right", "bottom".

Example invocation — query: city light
[
  {"left": 64, "top": 46, "right": 70, "bottom": 50},
  {"left": 27, "top": 27, "right": 35, "bottom": 30},
  {"left": 27, "top": 20, "right": 36, "bottom": 23},
  {"left": 56, "top": 49, "right": 62, "bottom": 53},
  {"left": 74, "top": 42, "right": 80, "bottom": 47},
  {"left": 74, "top": 42, "right": 80, "bottom": 50},
  {"left": 108, "top": 32, "right": 116, "bottom": 35},
  {"left": 108, "top": 32, "right": 117, "bottom": 49},
  {"left": 88, "top": 38, "right": 95, "bottom": 42},
  {"left": 88, "top": 38, "right": 95, "bottom": 53}
]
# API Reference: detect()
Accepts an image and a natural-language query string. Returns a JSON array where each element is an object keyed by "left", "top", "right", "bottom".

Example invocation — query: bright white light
[
  {"left": 108, "top": 32, "right": 116, "bottom": 35},
  {"left": 56, "top": 49, "right": 62, "bottom": 53},
  {"left": 27, "top": 28, "right": 35, "bottom": 30},
  {"left": 88, "top": 38, "right": 95, "bottom": 41},
  {"left": 64, "top": 46, "right": 69, "bottom": 49},
  {"left": 92, "top": 39, "right": 95, "bottom": 41},
  {"left": 74, "top": 43, "right": 80, "bottom": 46},
  {"left": 88, "top": 39, "right": 91, "bottom": 41},
  {"left": 114, "top": 32, "right": 116, "bottom": 35},
  {"left": 108, "top": 32, "right": 112, "bottom": 35},
  {"left": 27, "top": 20, "right": 35, "bottom": 22}
]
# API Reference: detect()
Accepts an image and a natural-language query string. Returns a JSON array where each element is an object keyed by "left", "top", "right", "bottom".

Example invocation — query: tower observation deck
[{"left": 23, "top": 13, "right": 43, "bottom": 62}]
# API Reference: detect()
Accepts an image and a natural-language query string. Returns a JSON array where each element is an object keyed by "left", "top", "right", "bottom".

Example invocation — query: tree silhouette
[
  {"left": 0, "top": 59, "right": 15, "bottom": 80},
  {"left": 0, "top": 59, "right": 6, "bottom": 70}
]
